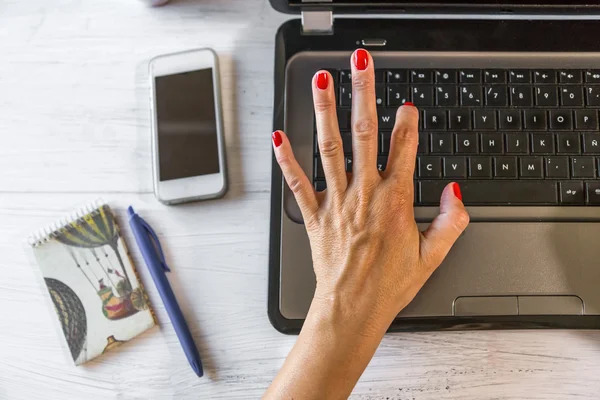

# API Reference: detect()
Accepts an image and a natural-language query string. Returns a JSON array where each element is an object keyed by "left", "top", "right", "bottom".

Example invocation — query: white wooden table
[{"left": 2, "top": 1, "right": 600, "bottom": 399}]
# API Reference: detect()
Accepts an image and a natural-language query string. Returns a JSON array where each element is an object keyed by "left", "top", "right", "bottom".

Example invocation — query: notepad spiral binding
[{"left": 28, "top": 199, "right": 106, "bottom": 247}]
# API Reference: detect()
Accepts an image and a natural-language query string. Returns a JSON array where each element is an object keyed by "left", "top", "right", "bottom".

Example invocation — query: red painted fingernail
[
  {"left": 316, "top": 72, "right": 329, "bottom": 90},
  {"left": 353, "top": 49, "right": 369, "bottom": 71},
  {"left": 452, "top": 182, "right": 463, "bottom": 201},
  {"left": 272, "top": 130, "right": 283, "bottom": 148},
  {"left": 404, "top": 101, "right": 415, "bottom": 107}
]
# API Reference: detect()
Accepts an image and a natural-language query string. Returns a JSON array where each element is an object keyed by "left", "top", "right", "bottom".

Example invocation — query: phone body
[{"left": 149, "top": 48, "right": 227, "bottom": 205}]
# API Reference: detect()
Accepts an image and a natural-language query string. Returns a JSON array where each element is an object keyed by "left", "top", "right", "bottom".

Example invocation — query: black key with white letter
[
  {"left": 481, "top": 133, "right": 503, "bottom": 154},
  {"left": 560, "top": 181, "right": 584, "bottom": 205},
  {"left": 506, "top": 133, "right": 528, "bottom": 154},
  {"left": 575, "top": 110, "right": 599, "bottom": 130},
  {"left": 455, "top": 133, "right": 478, "bottom": 154},
  {"left": 510, "top": 86, "right": 533, "bottom": 107},
  {"left": 411, "top": 70, "right": 433, "bottom": 83},
  {"left": 460, "top": 86, "right": 482, "bottom": 106},
  {"left": 485, "top": 86, "right": 508, "bottom": 107},
  {"left": 412, "top": 85, "right": 434, "bottom": 106},
  {"left": 586, "top": 86, "right": 600, "bottom": 107},
  {"left": 550, "top": 110, "right": 573, "bottom": 130},
  {"left": 418, "top": 156, "right": 442, "bottom": 178},
  {"left": 443, "top": 157, "right": 467, "bottom": 178},
  {"left": 377, "top": 156, "right": 388, "bottom": 172},
  {"left": 583, "top": 133, "right": 600, "bottom": 154},
  {"left": 378, "top": 109, "right": 396, "bottom": 130},
  {"left": 388, "top": 85, "right": 410, "bottom": 107},
  {"left": 534, "top": 70, "right": 556, "bottom": 84},
  {"left": 535, "top": 86, "right": 558, "bottom": 107},
  {"left": 561, "top": 87, "right": 584, "bottom": 107},
  {"left": 430, "top": 133, "right": 453, "bottom": 154},
  {"left": 423, "top": 109, "right": 447, "bottom": 130},
  {"left": 557, "top": 133, "right": 581, "bottom": 154},
  {"left": 524, "top": 109, "right": 547, "bottom": 130},
  {"left": 509, "top": 70, "right": 531, "bottom": 84},
  {"left": 520, "top": 156, "right": 543, "bottom": 178},
  {"left": 469, "top": 157, "right": 492, "bottom": 179},
  {"left": 559, "top": 70, "right": 582, "bottom": 84},
  {"left": 499, "top": 109, "right": 522, "bottom": 130},
  {"left": 494, "top": 157, "right": 518, "bottom": 178},
  {"left": 586, "top": 181, "right": 600, "bottom": 204},
  {"left": 531, "top": 133, "right": 556, "bottom": 155},
  {"left": 435, "top": 85, "right": 458, "bottom": 107},
  {"left": 449, "top": 109, "right": 471, "bottom": 130},
  {"left": 473, "top": 109, "right": 497, "bottom": 130}
]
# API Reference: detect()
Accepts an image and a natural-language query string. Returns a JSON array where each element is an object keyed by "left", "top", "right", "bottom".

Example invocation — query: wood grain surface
[{"left": 1, "top": 0, "right": 600, "bottom": 399}]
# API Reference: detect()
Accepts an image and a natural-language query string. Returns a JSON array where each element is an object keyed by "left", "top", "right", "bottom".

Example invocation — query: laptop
[{"left": 268, "top": 1, "right": 600, "bottom": 333}]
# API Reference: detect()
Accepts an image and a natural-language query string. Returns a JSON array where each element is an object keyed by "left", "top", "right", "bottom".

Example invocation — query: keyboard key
[
  {"left": 560, "top": 86, "right": 584, "bottom": 107},
  {"left": 460, "top": 86, "right": 482, "bottom": 106},
  {"left": 345, "top": 156, "right": 353, "bottom": 172},
  {"left": 531, "top": 133, "right": 556, "bottom": 154},
  {"left": 499, "top": 109, "right": 522, "bottom": 130},
  {"left": 423, "top": 109, "right": 447, "bottom": 130},
  {"left": 443, "top": 157, "right": 467, "bottom": 178},
  {"left": 435, "top": 70, "right": 456, "bottom": 84},
  {"left": 484, "top": 70, "right": 506, "bottom": 84},
  {"left": 374, "top": 69, "right": 385, "bottom": 83},
  {"left": 549, "top": 110, "right": 573, "bottom": 130},
  {"left": 375, "top": 84, "right": 386, "bottom": 106},
  {"left": 520, "top": 156, "right": 544, "bottom": 178},
  {"left": 575, "top": 109, "right": 599, "bottom": 130},
  {"left": 314, "top": 180, "right": 326, "bottom": 192},
  {"left": 534, "top": 70, "right": 556, "bottom": 84},
  {"left": 469, "top": 157, "right": 493, "bottom": 178},
  {"left": 435, "top": 85, "right": 458, "bottom": 107},
  {"left": 524, "top": 109, "right": 548, "bottom": 130},
  {"left": 586, "top": 86, "right": 600, "bottom": 106},
  {"left": 559, "top": 181, "right": 584, "bottom": 204},
  {"left": 506, "top": 133, "right": 529, "bottom": 154},
  {"left": 585, "top": 70, "right": 600, "bottom": 83},
  {"left": 387, "top": 70, "right": 408, "bottom": 83},
  {"left": 571, "top": 156, "right": 596, "bottom": 178},
  {"left": 485, "top": 86, "right": 508, "bottom": 107},
  {"left": 419, "top": 180, "right": 557, "bottom": 205},
  {"left": 381, "top": 132, "right": 391, "bottom": 154},
  {"left": 418, "top": 156, "right": 442, "bottom": 178},
  {"left": 314, "top": 158, "right": 324, "bottom": 179},
  {"left": 481, "top": 133, "right": 504, "bottom": 154},
  {"left": 378, "top": 108, "right": 396, "bottom": 130},
  {"left": 412, "top": 85, "right": 434, "bottom": 106},
  {"left": 494, "top": 157, "right": 518, "bottom": 178},
  {"left": 473, "top": 109, "right": 497, "bottom": 130},
  {"left": 417, "top": 132, "right": 429, "bottom": 155},
  {"left": 546, "top": 156, "right": 569, "bottom": 178},
  {"left": 510, "top": 86, "right": 533, "bottom": 107},
  {"left": 586, "top": 181, "right": 600, "bottom": 204},
  {"left": 388, "top": 85, "right": 410, "bottom": 107},
  {"left": 557, "top": 133, "right": 581, "bottom": 154},
  {"left": 341, "top": 132, "right": 352, "bottom": 154},
  {"left": 411, "top": 70, "right": 433, "bottom": 83},
  {"left": 377, "top": 156, "right": 388, "bottom": 171},
  {"left": 535, "top": 86, "right": 558, "bottom": 106},
  {"left": 509, "top": 70, "right": 531, "bottom": 84},
  {"left": 337, "top": 109, "right": 351, "bottom": 130},
  {"left": 430, "top": 133, "right": 453, "bottom": 154},
  {"left": 456, "top": 133, "right": 478, "bottom": 154},
  {"left": 460, "top": 70, "right": 481, "bottom": 84},
  {"left": 559, "top": 70, "right": 582, "bottom": 84},
  {"left": 340, "top": 70, "right": 352, "bottom": 84},
  {"left": 583, "top": 133, "right": 600, "bottom": 154},
  {"left": 449, "top": 109, "right": 471, "bottom": 130},
  {"left": 339, "top": 84, "right": 352, "bottom": 107}
]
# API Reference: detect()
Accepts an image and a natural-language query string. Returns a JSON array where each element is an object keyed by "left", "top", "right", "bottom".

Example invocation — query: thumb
[{"left": 420, "top": 182, "right": 470, "bottom": 270}]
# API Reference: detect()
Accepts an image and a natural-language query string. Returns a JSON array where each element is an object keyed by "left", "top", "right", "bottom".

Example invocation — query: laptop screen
[{"left": 289, "top": 1, "right": 594, "bottom": 6}]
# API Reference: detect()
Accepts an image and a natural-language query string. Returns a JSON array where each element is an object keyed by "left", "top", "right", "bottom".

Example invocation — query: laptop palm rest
[{"left": 279, "top": 216, "right": 600, "bottom": 319}]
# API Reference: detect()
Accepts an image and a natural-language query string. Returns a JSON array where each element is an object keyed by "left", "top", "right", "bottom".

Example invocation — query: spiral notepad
[{"left": 29, "top": 201, "right": 156, "bottom": 365}]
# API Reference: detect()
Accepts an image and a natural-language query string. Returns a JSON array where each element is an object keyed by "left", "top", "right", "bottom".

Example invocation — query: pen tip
[
  {"left": 191, "top": 360, "right": 204, "bottom": 377},
  {"left": 127, "top": 206, "right": 135, "bottom": 218}
]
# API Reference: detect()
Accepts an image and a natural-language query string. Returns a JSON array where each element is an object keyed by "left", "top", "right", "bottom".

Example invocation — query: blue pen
[{"left": 127, "top": 206, "right": 203, "bottom": 377}]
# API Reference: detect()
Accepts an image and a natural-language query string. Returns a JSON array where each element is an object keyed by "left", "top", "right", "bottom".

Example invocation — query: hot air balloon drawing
[{"left": 54, "top": 205, "right": 149, "bottom": 320}]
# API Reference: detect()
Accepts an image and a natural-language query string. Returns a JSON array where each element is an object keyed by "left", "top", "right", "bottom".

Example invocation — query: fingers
[
  {"left": 385, "top": 104, "right": 419, "bottom": 180},
  {"left": 312, "top": 71, "right": 348, "bottom": 193},
  {"left": 419, "top": 183, "right": 470, "bottom": 271},
  {"left": 350, "top": 49, "right": 379, "bottom": 181},
  {"left": 272, "top": 130, "right": 319, "bottom": 222}
]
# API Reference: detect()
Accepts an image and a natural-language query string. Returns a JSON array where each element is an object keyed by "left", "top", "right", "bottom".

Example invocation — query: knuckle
[
  {"left": 319, "top": 138, "right": 342, "bottom": 157},
  {"left": 314, "top": 99, "right": 335, "bottom": 114},
  {"left": 352, "top": 75, "right": 374, "bottom": 92},
  {"left": 352, "top": 118, "right": 377, "bottom": 140},
  {"left": 287, "top": 175, "right": 307, "bottom": 195}
]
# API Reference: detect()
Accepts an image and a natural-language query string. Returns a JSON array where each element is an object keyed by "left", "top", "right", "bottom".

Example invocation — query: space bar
[{"left": 419, "top": 180, "right": 558, "bottom": 205}]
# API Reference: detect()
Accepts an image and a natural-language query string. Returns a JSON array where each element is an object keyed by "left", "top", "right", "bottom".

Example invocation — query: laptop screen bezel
[{"left": 270, "top": 0, "right": 600, "bottom": 15}]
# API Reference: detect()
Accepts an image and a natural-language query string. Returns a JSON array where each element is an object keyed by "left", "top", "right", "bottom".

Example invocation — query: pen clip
[{"left": 139, "top": 218, "right": 171, "bottom": 272}]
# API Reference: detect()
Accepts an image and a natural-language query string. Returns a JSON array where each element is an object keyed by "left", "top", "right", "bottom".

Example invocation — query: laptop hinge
[{"left": 301, "top": 0, "right": 333, "bottom": 36}]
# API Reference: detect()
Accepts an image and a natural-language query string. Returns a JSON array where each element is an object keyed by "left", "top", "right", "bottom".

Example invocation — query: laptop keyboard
[{"left": 313, "top": 68, "right": 600, "bottom": 206}]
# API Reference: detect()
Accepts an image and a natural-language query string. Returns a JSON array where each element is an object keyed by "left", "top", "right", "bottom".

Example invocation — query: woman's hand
[{"left": 265, "top": 49, "right": 469, "bottom": 400}]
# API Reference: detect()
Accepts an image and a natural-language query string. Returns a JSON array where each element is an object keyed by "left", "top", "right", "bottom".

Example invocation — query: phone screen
[{"left": 155, "top": 68, "right": 220, "bottom": 182}]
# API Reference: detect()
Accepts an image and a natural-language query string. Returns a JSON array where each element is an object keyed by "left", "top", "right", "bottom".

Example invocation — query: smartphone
[{"left": 149, "top": 48, "right": 227, "bottom": 204}]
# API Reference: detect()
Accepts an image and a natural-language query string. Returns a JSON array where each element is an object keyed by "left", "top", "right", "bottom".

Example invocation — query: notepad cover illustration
[{"left": 30, "top": 204, "right": 156, "bottom": 365}]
